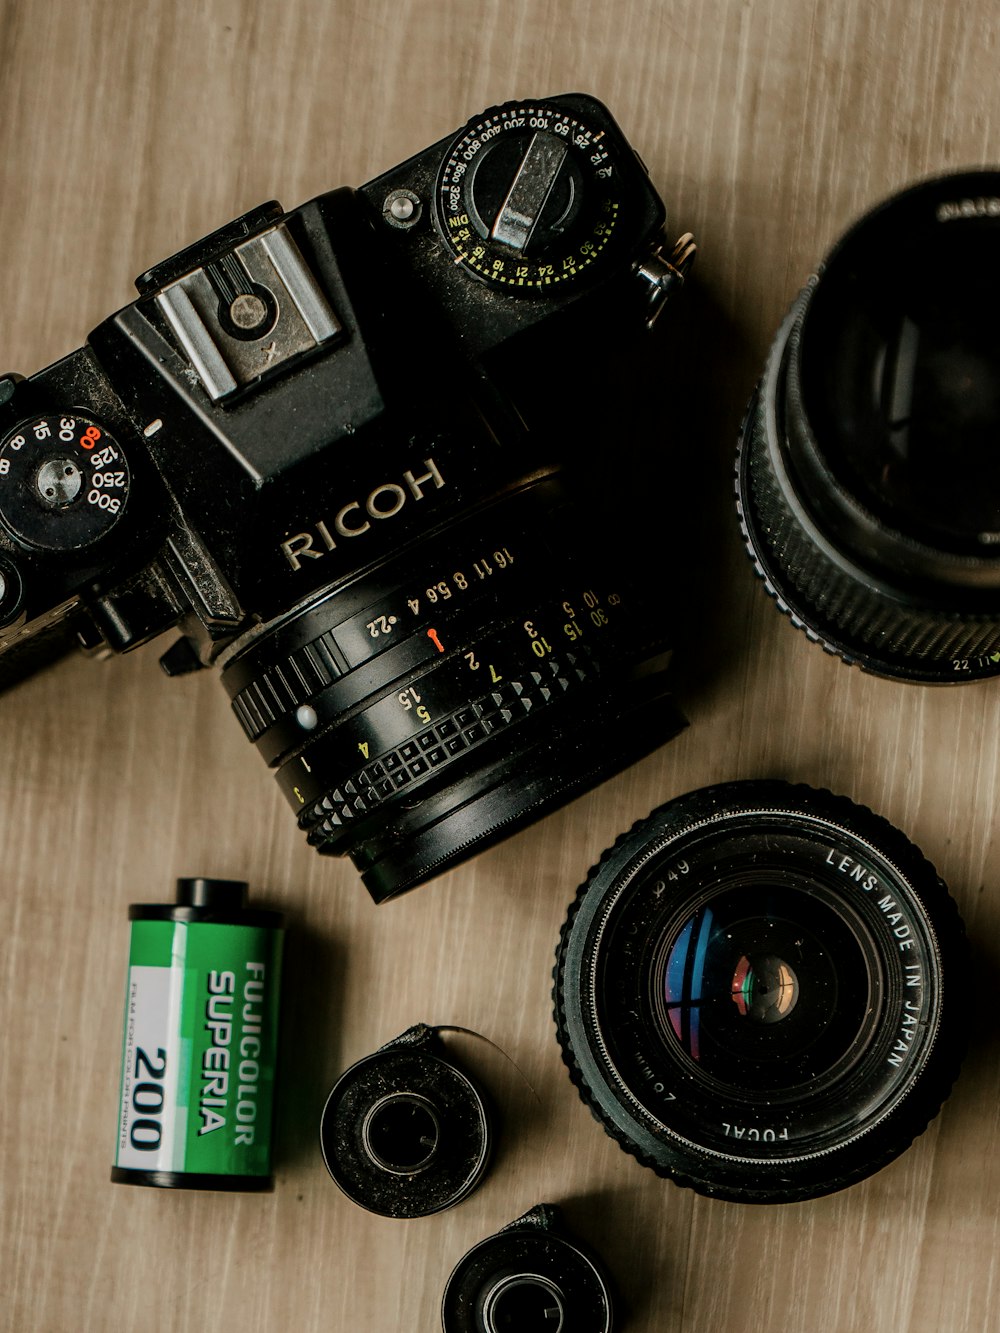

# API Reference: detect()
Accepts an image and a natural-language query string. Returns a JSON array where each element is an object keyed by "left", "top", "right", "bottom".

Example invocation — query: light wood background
[{"left": 2, "top": 1, "right": 1000, "bottom": 1329}]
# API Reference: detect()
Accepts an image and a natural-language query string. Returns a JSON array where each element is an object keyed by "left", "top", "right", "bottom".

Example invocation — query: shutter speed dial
[
  {"left": 0, "top": 414, "right": 131, "bottom": 552},
  {"left": 437, "top": 101, "right": 623, "bottom": 291}
]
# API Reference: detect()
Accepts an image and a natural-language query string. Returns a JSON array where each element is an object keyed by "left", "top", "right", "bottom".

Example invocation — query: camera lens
[
  {"left": 554, "top": 780, "right": 967, "bottom": 1203},
  {"left": 220, "top": 471, "right": 685, "bottom": 901},
  {"left": 737, "top": 171, "right": 1000, "bottom": 680}
]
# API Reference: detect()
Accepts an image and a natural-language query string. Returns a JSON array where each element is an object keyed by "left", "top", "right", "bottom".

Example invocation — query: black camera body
[{"left": 0, "top": 93, "right": 692, "bottom": 899}]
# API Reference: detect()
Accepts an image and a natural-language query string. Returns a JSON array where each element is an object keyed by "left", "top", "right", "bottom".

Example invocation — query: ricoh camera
[{"left": 0, "top": 93, "right": 693, "bottom": 900}]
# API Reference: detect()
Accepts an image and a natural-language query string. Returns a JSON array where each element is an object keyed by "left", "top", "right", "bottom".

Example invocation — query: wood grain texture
[{"left": 2, "top": 0, "right": 1000, "bottom": 1329}]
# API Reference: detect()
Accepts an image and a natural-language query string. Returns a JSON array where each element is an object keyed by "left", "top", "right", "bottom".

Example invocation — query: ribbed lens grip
[{"left": 739, "top": 375, "right": 1000, "bottom": 668}]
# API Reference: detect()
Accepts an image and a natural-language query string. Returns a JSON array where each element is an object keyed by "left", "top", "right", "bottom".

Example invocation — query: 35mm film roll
[{"left": 112, "top": 877, "right": 284, "bottom": 1191}]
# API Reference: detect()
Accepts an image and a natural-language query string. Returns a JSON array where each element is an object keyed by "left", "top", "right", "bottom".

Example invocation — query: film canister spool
[
  {"left": 320, "top": 1024, "right": 493, "bottom": 1217},
  {"left": 111, "top": 877, "right": 284, "bottom": 1191},
  {"left": 441, "top": 1203, "right": 616, "bottom": 1333}
]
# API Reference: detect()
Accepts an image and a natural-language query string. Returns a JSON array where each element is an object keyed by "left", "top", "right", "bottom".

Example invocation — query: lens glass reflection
[
  {"left": 656, "top": 885, "right": 873, "bottom": 1094},
  {"left": 802, "top": 222, "right": 1000, "bottom": 552}
]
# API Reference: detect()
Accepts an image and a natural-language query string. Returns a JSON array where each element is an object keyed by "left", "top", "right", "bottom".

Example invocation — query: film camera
[{"left": 0, "top": 94, "right": 693, "bottom": 900}]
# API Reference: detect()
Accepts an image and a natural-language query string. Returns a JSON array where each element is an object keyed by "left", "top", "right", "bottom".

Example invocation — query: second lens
[
  {"left": 554, "top": 780, "right": 967, "bottom": 1203},
  {"left": 738, "top": 171, "right": 1000, "bottom": 681}
]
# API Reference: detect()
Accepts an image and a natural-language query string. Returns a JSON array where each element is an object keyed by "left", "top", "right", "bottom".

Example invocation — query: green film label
[{"left": 115, "top": 919, "right": 283, "bottom": 1177}]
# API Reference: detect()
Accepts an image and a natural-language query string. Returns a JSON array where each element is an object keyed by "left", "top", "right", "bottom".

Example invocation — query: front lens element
[
  {"left": 657, "top": 885, "right": 872, "bottom": 1094},
  {"left": 801, "top": 229, "right": 1000, "bottom": 551},
  {"left": 730, "top": 953, "right": 799, "bottom": 1023}
]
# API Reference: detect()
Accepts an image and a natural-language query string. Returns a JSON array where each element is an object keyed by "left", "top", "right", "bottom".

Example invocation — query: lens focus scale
[{"left": 553, "top": 780, "right": 967, "bottom": 1204}]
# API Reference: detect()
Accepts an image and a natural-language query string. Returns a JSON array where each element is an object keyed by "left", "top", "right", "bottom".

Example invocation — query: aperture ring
[
  {"left": 231, "top": 630, "right": 347, "bottom": 742},
  {"left": 740, "top": 369, "right": 1000, "bottom": 676},
  {"left": 224, "top": 476, "right": 620, "bottom": 752},
  {"left": 253, "top": 571, "right": 644, "bottom": 772}
]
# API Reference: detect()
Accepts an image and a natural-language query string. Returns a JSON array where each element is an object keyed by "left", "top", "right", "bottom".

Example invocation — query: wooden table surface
[{"left": 3, "top": 1, "right": 1000, "bottom": 1329}]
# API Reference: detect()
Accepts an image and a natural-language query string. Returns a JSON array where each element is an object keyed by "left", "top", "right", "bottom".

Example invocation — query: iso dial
[{"left": 436, "top": 101, "right": 623, "bottom": 291}]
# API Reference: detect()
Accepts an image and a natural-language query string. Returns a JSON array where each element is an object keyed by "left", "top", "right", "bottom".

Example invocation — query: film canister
[{"left": 111, "top": 877, "right": 284, "bottom": 1191}]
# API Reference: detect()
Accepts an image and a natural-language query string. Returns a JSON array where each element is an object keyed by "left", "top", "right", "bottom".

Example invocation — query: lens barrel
[
  {"left": 737, "top": 171, "right": 1000, "bottom": 680},
  {"left": 554, "top": 780, "right": 967, "bottom": 1203},
  {"left": 221, "top": 471, "right": 685, "bottom": 902}
]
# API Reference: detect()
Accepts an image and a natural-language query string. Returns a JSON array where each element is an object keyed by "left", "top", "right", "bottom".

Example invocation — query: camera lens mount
[
  {"left": 554, "top": 780, "right": 967, "bottom": 1203},
  {"left": 737, "top": 170, "right": 1000, "bottom": 681}
]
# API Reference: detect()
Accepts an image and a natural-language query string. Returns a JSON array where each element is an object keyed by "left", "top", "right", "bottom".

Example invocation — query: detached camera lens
[
  {"left": 554, "top": 781, "right": 967, "bottom": 1203},
  {"left": 737, "top": 171, "right": 1000, "bottom": 680}
]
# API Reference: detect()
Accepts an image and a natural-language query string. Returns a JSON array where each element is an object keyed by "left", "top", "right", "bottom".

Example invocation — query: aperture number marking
[
  {"left": 652, "top": 864, "right": 690, "bottom": 896},
  {"left": 366, "top": 614, "right": 398, "bottom": 638},
  {"left": 406, "top": 548, "right": 513, "bottom": 616}
]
